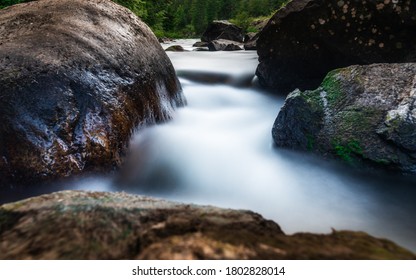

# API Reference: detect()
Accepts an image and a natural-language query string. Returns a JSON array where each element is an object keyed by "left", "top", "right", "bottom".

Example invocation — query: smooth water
[{"left": 2, "top": 40, "right": 416, "bottom": 253}]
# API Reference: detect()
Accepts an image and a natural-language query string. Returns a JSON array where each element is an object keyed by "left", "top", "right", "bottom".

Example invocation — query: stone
[
  {"left": 0, "top": 0, "right": 186, "bottom": 187},
  {"left": 208, "top": 40, "right": 243, "bottom": 51},
  {"left": 272, "top": 63, "right": 416, "bottom": 174},
  {"left": 192, "top": 41, "right": 208, "bottom": 48},
  {"left": 0, "top": 190, "right": 414, "bottom": 259},
  {"left": 165, "top": 45, "right": 186, "bottom": 52},
  {"left": 256, "top": 0, "right": 416, "bottom": 93},
  {"left": 201, "top": 20, "right": 244, "bottom": 43}
]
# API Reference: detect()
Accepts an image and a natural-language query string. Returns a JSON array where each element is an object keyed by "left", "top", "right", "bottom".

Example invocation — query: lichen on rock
[{"left": 273, "top": 63, "right": 416, "bottom": 174}]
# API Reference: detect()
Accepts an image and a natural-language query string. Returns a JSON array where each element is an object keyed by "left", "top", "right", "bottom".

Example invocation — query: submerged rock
[
  {"left": 273, "top": 63, "right": 416, "bottom": 174},
  {"left": 201, "top": 20, "right": 244, "bottom": 43},
  {"left": 0, "top": 191, "right": 414, "bottom": 259},
  {"left": 0, "top": 0, "right": 185, "bottom": 187},
  {"left": 256, "top": 0, "right": 416, "bottom": 93}
]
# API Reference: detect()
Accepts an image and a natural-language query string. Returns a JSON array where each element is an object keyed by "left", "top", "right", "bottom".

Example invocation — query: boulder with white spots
[{"left": 256, "top": 0, "right": 416, "bottom": 93}]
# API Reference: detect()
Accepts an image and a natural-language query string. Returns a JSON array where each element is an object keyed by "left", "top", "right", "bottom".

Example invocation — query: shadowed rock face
[
  {"left": 201, "top": 20, "right": 245, "bottom": 43},
  {"left": 273, "top": 63, "right": 416, "bottom": 174},
  {"left": 0, "top": 0, "right": 186, "bottom": 187},
  {"left": 256, "top": 0, "right": 416, "bottom": 93},
  {"left": 0, "top": 191, "right": 415, "bottom": 259}
]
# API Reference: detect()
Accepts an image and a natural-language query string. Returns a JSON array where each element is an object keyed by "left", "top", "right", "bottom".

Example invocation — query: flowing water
[{"left": 2, "top": 39, "right": 416, "bottom": 253}]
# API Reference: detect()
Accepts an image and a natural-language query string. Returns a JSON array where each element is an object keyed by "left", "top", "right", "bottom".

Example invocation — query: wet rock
[
  {"left": 194, "top": 47, "right": 209, "bottom": 52},
  {"left": 192, "top": 41, "right": 208, "bottom": 48},
  {"left": 0, "top": 191, "right": 414, "bottom": 259},
  {"left": 244, "top": 33, "right": 260, "bottom": 50},
  {"left": 208, "top": 40, "right": 243, "bottom": 51},
  {"left": 201, "top": 20, "right": 244, "bottom": 43},
  {"left": 273, "top": 63, "right": 416, "bottom": 174},
  {"left": 165, "top": 45, "right": 186, "bottom": 52},
  {"left": 0, "top": 0, "right": 186, "bottom": 187},
  {"left": 256, "top": 0, "right": 416, "bottom": 93},
  {"left": 244, "top": 32, "right": 257, "bottom": 43}
]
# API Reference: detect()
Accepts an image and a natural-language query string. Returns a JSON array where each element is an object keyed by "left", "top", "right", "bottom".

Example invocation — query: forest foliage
[{"left": 0, "top": 0, "right": 290, "bottom": 37}]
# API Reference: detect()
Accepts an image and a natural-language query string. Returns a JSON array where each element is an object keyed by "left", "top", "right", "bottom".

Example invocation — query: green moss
[
  {"left": 306, "top": 134, "right": 315, "bottom": 151},
  {"left": 333, "top": 139, "right": 363, "bottom": 164},
  {"left": 321, "top": 72, "right": 343, "bottom": 107}
]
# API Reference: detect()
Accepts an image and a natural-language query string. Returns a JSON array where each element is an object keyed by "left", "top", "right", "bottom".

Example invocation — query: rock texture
[
  {"left": 201, "top": 20, "right": 244, "bottom": 43},
  {"left": 165, "top": 45, "right": 186, "bottom": 52},
  {"left": 208, "top": 39, "right": 243, "bottom": 51},
  {"left": 256, "top": 0, "right": 416, "bottom": 93},
  {"left": 0, "top": 191, "right": 414, "bottom": 259},
  {"left": 273, "top": 63, "right": 416, "bottom": 174},
  {"left": 0, "top": 0, "right": 185, "bottom": 187}
]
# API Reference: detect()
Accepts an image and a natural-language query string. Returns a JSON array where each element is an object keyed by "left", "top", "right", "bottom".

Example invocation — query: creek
[{"left": 2, "top": 39, "right": 416, "bottom": 253}]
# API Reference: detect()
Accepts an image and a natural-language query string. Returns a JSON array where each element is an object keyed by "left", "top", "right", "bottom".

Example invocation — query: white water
[{"left": 4, "top": 40, "right": 416, "bottom": 252}]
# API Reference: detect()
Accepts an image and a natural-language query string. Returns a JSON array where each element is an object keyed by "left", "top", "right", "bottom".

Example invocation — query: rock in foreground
[
  {"left": 0, "top": 0, "right": 185, "bottom": 187},
  {"left": 0, "top": 191, "right": 414, "bottom": 259},
  {"left": 273, "top": 63, "right": 416, "bottom": 174},
  {"left": 256, "top": 0, "right": 416, "bottom": 93}
]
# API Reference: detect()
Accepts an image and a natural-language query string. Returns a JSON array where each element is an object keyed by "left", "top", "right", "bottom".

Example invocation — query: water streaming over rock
[{"left": 2, "top": 40, "right": 416, "bottom": 252}]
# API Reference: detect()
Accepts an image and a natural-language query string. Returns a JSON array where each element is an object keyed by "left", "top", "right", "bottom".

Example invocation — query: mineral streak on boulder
[
  {"left": 0, "top": 191, "right": 414, "bottom": 259},
  {"left": 256, "top": 0, "right": 416, "bottom": 93},
  {"left": 0, "top": 0, "right": 186, "bottom": 186},
  {"left": 273, "top": 63, "right": 416, "bottom": 174}
]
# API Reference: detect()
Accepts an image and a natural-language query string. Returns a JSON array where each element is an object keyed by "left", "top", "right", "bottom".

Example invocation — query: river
[{"left": 2, "top": 39, "right": 416, "bottom": 253}]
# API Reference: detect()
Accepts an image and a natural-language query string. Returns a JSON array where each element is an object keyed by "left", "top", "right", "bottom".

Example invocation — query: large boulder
[
  {"left": 0, "top": 0, "right": 185, "bottom": 187},
  {"left": 256, "top": 0, "right": 416, "bottom": 93},
  {"left": 273, "top": 63, "right": 416, "bottom": 174},
  {"left": 1, "top": 190, "right": 414, "bottom": 259},
  {"left": 201, "top": 20, "right": 244, "bottom": 43}
]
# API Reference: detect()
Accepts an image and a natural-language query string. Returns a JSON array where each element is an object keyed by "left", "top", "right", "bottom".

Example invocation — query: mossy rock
[{"left": 273, "top": 63, "right": 416, "bottom": 174}]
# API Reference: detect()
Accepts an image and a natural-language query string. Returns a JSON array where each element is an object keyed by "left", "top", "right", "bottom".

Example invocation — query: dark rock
[
  {"left": 273, "top": 63, "right": 416, "bottom": 174},
  {"left": 158, "top": 37, "right": 174, "bottom": 43},
  {"left": 244, "top": 33, "right": 260, "bottom": 50},
  {"left": 244, "top": 32, "right": 257, "bottom": 43},
  {"left": 208, "top": 40, "right": 243, "bottom": 51},
  {"left": 0, "top": 0, "right": 186, "bottom": 187},
  {"left": 194, "top": 47, "right": 209, "bottom": 52},
  {"left": 1, "top": 190, "right": 414, "bottom": 259},
  {"left": 256, "top": 0, "right": 416, "bottom": 93},
  {"left": 165, "top": 45, "right": 186, "bottom": 52},
  {"left": 201, "top": 20, "right": 244, "bottom": 43},
  {"left": 192, "top": 41, "right": 208, "bottom": 48}
]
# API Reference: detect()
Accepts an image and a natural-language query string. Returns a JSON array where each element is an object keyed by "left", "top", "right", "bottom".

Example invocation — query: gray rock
[
  {"left": 256, "top": 0, "right": 416, "bottom": 94},
  {"left": 192, "top": 41, "right": 208, "bottom": 48},
  {"left": 1, "top": 190, "right": 414, "bottom": 259},
  {"left": 273, "top": 63, "right": 416, "bottom": 174},
  {"left": 0, "top": 0, "right": 186, "bottom": 187},
  {"left": 208, "top": 39, "right": 243, "bottom": 51}
]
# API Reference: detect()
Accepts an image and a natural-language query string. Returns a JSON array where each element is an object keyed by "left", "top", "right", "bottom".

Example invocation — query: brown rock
[
  {"left": 0, "top": 0, "right": 186, "bottom": 187},
  {"left": 0, "top": 191, "right": 414, "bottom": 259}
]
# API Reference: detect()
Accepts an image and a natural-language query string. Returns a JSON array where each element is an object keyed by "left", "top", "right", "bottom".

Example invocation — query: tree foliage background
[{"left": 0, "top": 0, "right": 290, "bottom": 37}]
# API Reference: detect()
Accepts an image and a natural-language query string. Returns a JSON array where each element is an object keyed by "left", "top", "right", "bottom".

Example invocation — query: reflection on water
[{"left": 1, "top": 40, "right": 415, "bottom": 253}]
